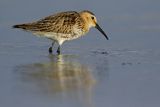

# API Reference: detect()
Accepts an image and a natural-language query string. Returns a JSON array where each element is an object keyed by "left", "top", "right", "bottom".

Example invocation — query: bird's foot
[
  {"left": 57, "top": 50, "right": 60, "bottom": 55},
  {"left": 49, "top": 47, "right": 52, "bottom": 53},
  {"left": 56, "top": 46, "right": 61, "bottom": 55}
]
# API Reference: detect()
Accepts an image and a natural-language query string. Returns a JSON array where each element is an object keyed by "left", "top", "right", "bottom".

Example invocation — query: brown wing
[{"left": 13, "top": 11, "right": 81, "bottom": 34}]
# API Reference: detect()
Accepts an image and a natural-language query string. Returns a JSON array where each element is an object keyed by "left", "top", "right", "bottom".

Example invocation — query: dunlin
[{"left": 13, "top": 10, "right": 109, "bottom": 54}]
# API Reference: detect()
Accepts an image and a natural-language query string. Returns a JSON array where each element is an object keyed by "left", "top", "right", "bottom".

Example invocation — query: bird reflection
[{"left": 15, "top": 54, "right": 96, "bottom": 106}]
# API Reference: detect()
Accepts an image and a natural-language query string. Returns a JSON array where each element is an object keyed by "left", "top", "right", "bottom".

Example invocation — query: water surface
[{"left": 0, "top": 0, "right": 160, "bottom": 107}]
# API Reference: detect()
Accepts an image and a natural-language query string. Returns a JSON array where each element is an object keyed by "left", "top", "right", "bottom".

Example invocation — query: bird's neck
[{"left": 80, "top": 13, "right": 92, "bottom": 32}]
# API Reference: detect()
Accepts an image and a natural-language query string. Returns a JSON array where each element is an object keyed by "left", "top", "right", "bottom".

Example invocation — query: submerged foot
[
  {"left": 57, "top": 50, "right": 60, "bottom": 55},
  {"left": 57, "top": 46, "right": 61, "bottom": 55},
  {"left": 49, "top": 47, "right": 52, "bottom": 53}
]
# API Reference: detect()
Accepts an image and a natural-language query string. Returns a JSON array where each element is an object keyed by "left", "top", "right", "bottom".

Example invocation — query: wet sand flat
[{"left": 0, "top": 0, "right": 160, "bottom": 107}]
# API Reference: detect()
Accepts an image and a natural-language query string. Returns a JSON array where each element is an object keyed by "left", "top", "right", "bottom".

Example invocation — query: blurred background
[{"left": 0, "top": 0, "right": 160, "bottom": 107}]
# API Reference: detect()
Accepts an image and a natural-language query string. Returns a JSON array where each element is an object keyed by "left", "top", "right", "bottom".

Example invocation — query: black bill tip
[{"left": 95, "top": 24, "right": 109, "bottom": 40}]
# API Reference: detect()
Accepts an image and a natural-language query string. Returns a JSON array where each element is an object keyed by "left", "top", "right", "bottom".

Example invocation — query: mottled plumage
[{"left": 13, "top": 10, "right": 108, "bottom": 54}]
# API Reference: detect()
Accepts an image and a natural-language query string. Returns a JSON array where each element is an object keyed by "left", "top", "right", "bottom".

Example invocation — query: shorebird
[{"left": 13, "top": 10, "right": 109, "bottom": 54}]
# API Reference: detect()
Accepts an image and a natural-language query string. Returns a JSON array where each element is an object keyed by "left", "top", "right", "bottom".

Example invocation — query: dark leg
[
  {"left": 48, "top": 42, "right": 55, "bottom": 53},
  {"left": 57, "top": 46, "right": 61, "bottom": 55}
]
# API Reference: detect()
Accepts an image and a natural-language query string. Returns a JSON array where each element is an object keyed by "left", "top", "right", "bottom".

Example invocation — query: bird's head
[{"left": 80, "top": 10, "right": 109, "bottom": 40}]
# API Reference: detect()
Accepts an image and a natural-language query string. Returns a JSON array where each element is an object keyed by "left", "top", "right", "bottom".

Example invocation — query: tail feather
[
  {"left": 12, "top": 23, "right": 37, "bottom": 31},
  {"left": 12, "top": 24, "right": 20, "bottom": 28},
  {"left": 13, "top": 24, "right": 29, "bottom": 29}
]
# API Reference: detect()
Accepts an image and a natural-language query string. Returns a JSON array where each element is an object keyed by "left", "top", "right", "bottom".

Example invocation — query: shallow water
[{"left": 1, "top": 0, "right": 160, "bottom": 107}]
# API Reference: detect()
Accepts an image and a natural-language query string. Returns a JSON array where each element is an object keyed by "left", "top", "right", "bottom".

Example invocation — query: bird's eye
[{"left": 91, "top": 16, "right": 94, "bottom": 20}]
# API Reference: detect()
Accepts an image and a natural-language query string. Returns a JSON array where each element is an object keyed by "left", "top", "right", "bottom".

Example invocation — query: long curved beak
[{"left": 95, "top": 23, "right": 109, "bottom": 40}]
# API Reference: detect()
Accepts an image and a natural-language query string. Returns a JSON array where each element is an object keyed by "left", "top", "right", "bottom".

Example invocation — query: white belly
[{"left": 32, "top": 31, "right": 84, "bottom": 45}]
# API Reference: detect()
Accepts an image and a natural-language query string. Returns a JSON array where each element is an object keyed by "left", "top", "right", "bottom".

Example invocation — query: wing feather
[{"left": 19, "top": 11, "right": 82, "bottom": 34}]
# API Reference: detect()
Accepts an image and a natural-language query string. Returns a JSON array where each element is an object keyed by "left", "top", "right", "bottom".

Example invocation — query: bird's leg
[
  {"left": 57, "top": 46, "right": 61, "bottom": 55},
  {"left": 49, "top": 42, "right": 55, "bottom": 53}
]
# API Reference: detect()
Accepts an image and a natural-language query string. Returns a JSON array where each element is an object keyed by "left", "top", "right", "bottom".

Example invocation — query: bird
[{"left": 13, "top": 10, "right": 109, "bottom": 54}]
